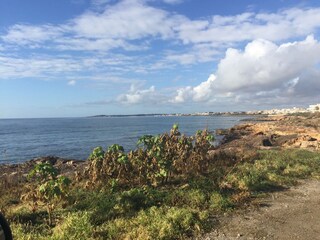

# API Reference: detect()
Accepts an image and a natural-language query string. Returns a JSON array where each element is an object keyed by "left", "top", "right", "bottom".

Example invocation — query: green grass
[
  {"left": 96, "top": 206, "right": 206, "bottom": 239},
  {"left": 223, "top": 149, "right": 320, "bottom": 192},
  {"left": 5, "top": 149, "right": 320, "bottom": 239}
]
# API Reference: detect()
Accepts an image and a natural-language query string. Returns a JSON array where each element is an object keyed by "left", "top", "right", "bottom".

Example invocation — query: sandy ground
[{"left": 201, "top": 179, "right": 320, "bottom": 240}]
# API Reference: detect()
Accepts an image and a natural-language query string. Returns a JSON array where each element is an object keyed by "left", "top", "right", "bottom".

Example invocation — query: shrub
[
  {"left": 21, "top": 163, "right": 71, "bottom": 225},
  {"left": 84, "top": 125, "right": 215, "bottom": 187}
]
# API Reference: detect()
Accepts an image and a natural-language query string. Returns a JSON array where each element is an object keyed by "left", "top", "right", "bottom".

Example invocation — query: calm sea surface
[{"left": 0, "top": 116, "right": 249, "bottom": 164}]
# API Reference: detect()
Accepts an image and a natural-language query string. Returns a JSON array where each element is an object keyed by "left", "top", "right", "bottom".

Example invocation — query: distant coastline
[
  {"left": 87, "top": 112, "right": 260, "bottom": 118},
  {"left": 87, "top": 102, "right": 320, "bottom": 118}
]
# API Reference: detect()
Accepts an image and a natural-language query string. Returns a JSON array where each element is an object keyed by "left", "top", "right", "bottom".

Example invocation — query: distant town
[
  {"left": 246, "top": 103, "right": 320, "bottom": 115},
  {"left": 90, "top": 103, "right": 320, "bottom": 118}
]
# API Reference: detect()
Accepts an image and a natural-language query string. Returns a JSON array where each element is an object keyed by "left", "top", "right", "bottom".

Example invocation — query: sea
[{"left": 0, "top": 115, "right": 249, "bottom": 164}]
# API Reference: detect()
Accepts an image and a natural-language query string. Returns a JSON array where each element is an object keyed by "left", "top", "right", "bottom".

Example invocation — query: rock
[
  {"left": 215, "top": 129, "right": 229, "bottom": 135},
  {"left": 0, "top": 156, "right": 87, "bottom": 187},
  {"left": 262, "top": 138, "right": 273, "bottom": 146}
]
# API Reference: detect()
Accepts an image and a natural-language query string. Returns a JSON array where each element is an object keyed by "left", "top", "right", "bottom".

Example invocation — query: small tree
[{"left": 22, "top": 162, "right": 71, "bottom": 225}]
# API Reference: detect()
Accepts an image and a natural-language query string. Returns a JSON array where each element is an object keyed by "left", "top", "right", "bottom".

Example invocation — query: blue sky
[{"left": 1, "top": 0, "right": 320, "bottom": 118}]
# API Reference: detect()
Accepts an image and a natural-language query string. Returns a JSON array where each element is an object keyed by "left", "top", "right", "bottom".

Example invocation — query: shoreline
[
  {"left": 0, "top": 114, "right": 254, "bottom": 165},
  {"left": 1, "top": 113, "right": 319, "bottom": 184}
]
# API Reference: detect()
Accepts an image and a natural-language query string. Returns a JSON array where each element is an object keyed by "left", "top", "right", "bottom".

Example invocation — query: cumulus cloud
[
  {"left": 171, "top": 74, "right": 216, "bottom": 103},
  {"left": 172, "top": 36, "right": 320, "bottom": 104},
  {"left": 215, "top": 35, "right": 320, "bottom": 92},
  {"left": 117, "top": 84, "right": 157, "bottom": 104}
]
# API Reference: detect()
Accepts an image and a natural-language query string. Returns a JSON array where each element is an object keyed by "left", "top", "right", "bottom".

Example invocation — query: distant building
[
  {"left": 193, "top": 103, "right": 320, "bottom": 116},
  {"left": 308, "top": 104, "right": 320, "bottom": 112}
]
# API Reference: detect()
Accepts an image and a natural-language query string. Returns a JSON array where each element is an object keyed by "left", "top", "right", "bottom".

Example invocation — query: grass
[
  {"left": 3, "top": 148, "right": 320, "bottom": 240},
  {"left": 96, "top": 206, "right": 206, "bottom": 239},
  {"left": 223, "top": 149, "right": 320, "bottom": 192}
]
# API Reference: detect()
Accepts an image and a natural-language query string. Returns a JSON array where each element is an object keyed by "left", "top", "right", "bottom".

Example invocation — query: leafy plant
[
  {"left": 22, "top": 163, "right": 71, "bottom": 225},
  {"left": 85, "top": 144, "right": 131, "bottom": 186},
  {"left": 84, "top": 125, "right": 215, "bottom": 187}
]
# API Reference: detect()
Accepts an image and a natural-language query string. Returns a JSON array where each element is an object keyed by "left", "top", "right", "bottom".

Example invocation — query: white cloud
[
  {"left": 215, "top": 35, "right": 320, "bottom": 92},
  {"left": 162, "top": 0, "right": 183, "bottom": 4},
  {"left": 72, "top": 0, "right": 179, "bottom": 40},
  {"left": 176, "top": 7, "right": 320, "bottom": 44},
  {"left": 117, "top": 84, "right": 158, "bottom": 104},
  {"left": 0, "top": 53, "right": 135, "bottom": 79},
  {"left": 68, "top": 80, "right": 77, "bottom": 86},
  {"left": 1, "top": 0, "right": 183, "bottom": 52},
  {"left": 0, "top": 55, "right": 83, "bottom": 79},
  {"left": 1, "top": 24, "right": 64, "bottom": 45},
  {"left": 1, "top": 1, "right": 320, "bottom": 110},
  {"left": 172, "top": 36, "right": 320, "bottom": 104},
  {"left": 165, "top": 44, "right": 220, "bottom": 65},
  {"left": 171, "top": 74, "right": 216, "bottom": 103},
  {"left": 55, "top": 37, "right": 133, "bottom": 51},
  {"left": 2, "top": 3, "right": 320, "bottom": 57},
  {"left": 91, "top": 0, "right": 112, "bottom": 7}
]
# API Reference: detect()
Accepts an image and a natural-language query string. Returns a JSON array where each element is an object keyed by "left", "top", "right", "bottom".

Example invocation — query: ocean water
[{"left": 0, "top": 115, "right": 248, "bottom": 164}]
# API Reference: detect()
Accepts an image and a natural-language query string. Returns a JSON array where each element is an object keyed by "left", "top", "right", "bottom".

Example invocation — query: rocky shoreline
[
  {"left": 0, "top": 156, "right": 86, "bottom": 188},
  {"left": 216, "top": 113, "right": 319, "bottom": 149}
]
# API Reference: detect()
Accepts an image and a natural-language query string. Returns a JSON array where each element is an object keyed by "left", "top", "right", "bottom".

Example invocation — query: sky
[{"left": 1, "top": 0, "right": 320, "bottom": 118}]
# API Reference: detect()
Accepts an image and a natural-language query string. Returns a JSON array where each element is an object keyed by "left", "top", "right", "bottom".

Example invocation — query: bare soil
[{"left": 201, "top": 179, "right": 320, "bottom": 240}]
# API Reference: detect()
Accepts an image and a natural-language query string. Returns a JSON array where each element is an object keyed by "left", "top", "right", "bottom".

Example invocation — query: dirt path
[{"left": 202, "top": 180, "right": 320, "bottom": 240}]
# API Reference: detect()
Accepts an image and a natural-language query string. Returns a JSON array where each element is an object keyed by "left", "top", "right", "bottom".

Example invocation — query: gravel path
[{"left": 201, "top": 179, "right": 320, "bottom": 240}]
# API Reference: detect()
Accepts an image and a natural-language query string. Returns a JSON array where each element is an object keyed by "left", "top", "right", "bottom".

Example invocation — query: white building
[{"left": 308, "top": 104, "right": 320, "bottom": 112}]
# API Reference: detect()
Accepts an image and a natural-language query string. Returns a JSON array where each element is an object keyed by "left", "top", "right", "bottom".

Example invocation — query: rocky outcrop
[
  {"left": 0, "top": 156, "right": 86, "bottom": 188},
  {"left": 216, "top": 113, "right": 320, "bottom": 151}
]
